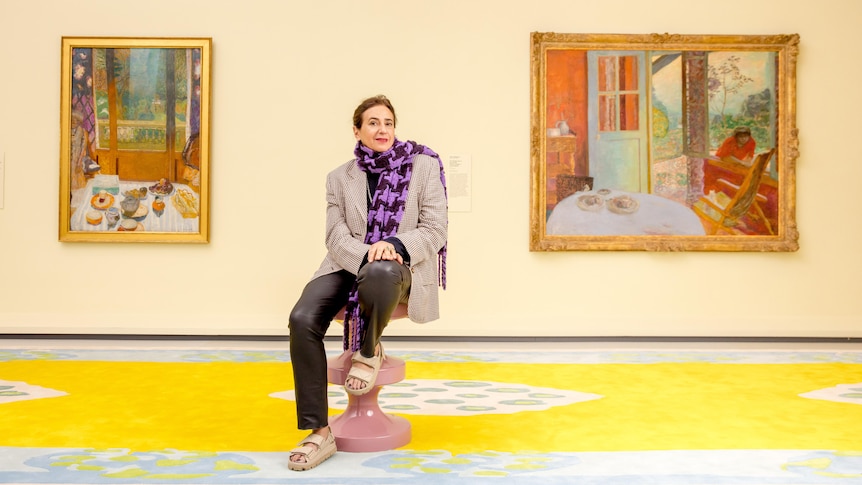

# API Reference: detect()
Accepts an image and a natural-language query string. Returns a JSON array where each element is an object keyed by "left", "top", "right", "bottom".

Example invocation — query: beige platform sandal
[
  {"left": 345, "top": 345, "right": 384, "bottom": 396},
  {"left": 287, "top": 429, "right": 336, "bottom": 471}
]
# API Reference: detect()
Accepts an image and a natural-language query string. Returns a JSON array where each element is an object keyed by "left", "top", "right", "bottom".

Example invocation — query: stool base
[
  {"left": 329, "top": 385, "right": 411, "bottom": 452},
  {"left": 327, "top": 352, "right": 411, "bottom": 452}
]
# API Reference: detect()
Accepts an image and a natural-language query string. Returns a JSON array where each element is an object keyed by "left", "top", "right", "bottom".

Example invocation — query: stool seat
[{"left": 327, "top": 351, "right": 411, "bottom": 452}]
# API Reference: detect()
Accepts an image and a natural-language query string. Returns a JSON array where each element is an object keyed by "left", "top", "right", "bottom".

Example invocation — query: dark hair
[{"left": 352, "top": 95, "right": 397, "bottom": 129}]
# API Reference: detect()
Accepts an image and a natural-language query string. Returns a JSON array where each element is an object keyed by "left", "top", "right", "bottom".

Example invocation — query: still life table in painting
[
  {"left": 546, "top": 188, "right": 706, "bottom": 236},
  {"left": 70, "top": 176, "right": 200, "bottom": 233}
]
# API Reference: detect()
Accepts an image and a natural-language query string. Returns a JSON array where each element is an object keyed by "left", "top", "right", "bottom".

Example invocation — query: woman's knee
[
  {"left": 358, "top": 260, "right": 403, "bottom": 285},
  {"left": 288, "top": 305, "right": 325, "bottom": 338}
]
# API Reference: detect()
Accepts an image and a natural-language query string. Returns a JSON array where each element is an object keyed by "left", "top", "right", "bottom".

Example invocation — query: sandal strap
[
  {"left": 351, "top": 353, "right": 376, "bottom": 366},
  {"left": 347, "top": 366, "right": 375, "bottom": 383},
  {"left": 288, "top": 431, "right": 336, "bottom": 471},
  {"left": 298, "top": 433, "right": 326, "bottom": 447},
  {"left": 351, "top": 348, "right": 384, "bottom": 367},
  {"left": 290, "top": 444, "right": 316, "bottom": 458},
  {"left": 349, "top": 350, "right": 383, "bottom": 383}
]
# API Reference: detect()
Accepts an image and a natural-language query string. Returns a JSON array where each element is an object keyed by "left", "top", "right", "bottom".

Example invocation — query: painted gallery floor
[{"left": 1, "top": 338, "right": 861, "bottom": 484}]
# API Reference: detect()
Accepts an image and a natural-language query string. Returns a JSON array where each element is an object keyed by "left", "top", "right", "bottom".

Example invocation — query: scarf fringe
[
  {"left": 439, "top": 247, "right": 447, "bottom": 290},
  {"left": 344, "top": 305, "right": 362, "bottom": 351}
]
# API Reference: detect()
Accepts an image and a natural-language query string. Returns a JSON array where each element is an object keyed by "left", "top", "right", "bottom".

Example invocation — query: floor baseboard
[{"left": 1, "top": 333, "right": 860, "bottom": 343}]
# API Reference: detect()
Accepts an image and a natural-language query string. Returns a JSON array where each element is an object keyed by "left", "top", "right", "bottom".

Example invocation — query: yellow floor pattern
[{"left": 2, "top": 359, "right": 861, "bottom": 454}]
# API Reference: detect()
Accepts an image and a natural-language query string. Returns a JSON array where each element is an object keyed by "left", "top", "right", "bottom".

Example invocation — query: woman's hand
[{"left": 368, "top": 241, "right": 403, "bottom": 264}]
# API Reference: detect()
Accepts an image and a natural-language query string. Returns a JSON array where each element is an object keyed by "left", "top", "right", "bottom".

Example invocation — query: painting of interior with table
[
  {"left": 544, "top": 49, "right": 779, "bottom": 236},
  {"left": 66, "top": 46, "right": 203, "bottom": 234}
]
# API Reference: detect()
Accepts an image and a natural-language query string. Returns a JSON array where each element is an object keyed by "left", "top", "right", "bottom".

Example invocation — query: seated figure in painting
[{"left": 710, "top": 126, "right": 756, "bottom": 166}]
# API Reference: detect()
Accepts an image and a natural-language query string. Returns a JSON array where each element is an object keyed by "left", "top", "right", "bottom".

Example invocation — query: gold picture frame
[
  {"left": 59, "top": 36, "right": 212, "bottom": 243},
  {"left": 530, "top": 32, "right": 799, "bottom": 251}
]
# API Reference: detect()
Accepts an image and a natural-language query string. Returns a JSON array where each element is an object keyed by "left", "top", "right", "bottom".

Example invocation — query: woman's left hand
[{"left": 368, "top": 241, "right": 403, "bottom": 264}]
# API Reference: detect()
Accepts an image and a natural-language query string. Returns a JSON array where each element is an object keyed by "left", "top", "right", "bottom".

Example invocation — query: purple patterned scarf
[{"left": 344, "top": 138, "right": 447, "bottom": 351}]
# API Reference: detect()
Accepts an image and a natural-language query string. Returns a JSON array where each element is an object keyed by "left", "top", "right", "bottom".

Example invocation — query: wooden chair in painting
[
  {"left": 326, "top": 303, "right": 411, "bottom": 452},
  {"left": 693, "top": 148, "right": 775, "bottom": 235}
]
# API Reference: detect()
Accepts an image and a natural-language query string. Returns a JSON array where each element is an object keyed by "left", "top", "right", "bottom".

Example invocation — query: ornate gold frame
[
  {"left": 59, "top": 37, "right": 212, "bottom": 243},
  {"left": 530, "top": 32, "right": 799, "bottom": 251}
]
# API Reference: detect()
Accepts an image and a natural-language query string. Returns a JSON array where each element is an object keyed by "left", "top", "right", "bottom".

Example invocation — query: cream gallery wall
[{"left": 0, "top": 0, "right": 860, "bottom": 338}]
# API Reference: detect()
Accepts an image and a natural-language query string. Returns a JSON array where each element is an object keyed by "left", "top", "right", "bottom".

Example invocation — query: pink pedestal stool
[{"left": 326, "top": 304, "right": 411, "bottom": 452}]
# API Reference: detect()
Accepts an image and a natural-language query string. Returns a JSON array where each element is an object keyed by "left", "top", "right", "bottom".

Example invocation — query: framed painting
[
  {"left": 59, "top": 37, "right": 212, "bottom": 243},
  {"left": 530, "top": 32, "right": 799, "bottom": 251}
]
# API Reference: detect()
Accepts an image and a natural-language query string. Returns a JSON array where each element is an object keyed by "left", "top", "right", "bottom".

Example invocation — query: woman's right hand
[{"left": 368, "top": 241, "right": 403, "bottom": 264}]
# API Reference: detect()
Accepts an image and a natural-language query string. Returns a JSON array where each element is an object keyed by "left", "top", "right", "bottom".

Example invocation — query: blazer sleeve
[
  {"left": 323, "top": 165, "right": 369, "bottom": 275},
  {"left": 396, "top": 154, "right": 448, "bottom": 266}
]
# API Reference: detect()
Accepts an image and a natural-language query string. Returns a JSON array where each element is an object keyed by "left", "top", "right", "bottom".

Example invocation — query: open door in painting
[{"left": 587, "top": 51, "right": 648, "bottom": 193}]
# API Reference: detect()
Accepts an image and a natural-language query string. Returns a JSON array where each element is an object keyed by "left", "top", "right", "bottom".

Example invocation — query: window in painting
[
  {"left": 93, "top": 48, "right": 192, "bottom": 151},
  {"left": 597, "top": 55, "right": 639, "bottom": 132}
]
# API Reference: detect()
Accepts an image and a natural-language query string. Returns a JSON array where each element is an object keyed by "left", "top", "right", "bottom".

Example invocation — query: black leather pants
[{"left": 288, "top": 260, "right": 411, "bottom": 430}]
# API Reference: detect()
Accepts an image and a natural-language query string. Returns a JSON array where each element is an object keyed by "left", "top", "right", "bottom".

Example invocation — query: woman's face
[
  {"left": 354, "top": 104, "right": 395, "bottom": 153},
  {"left": 736, "top": 133, "right": 751, "bottom": 146}
]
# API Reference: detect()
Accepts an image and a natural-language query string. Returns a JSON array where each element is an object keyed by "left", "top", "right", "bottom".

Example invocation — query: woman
[
  {"left": 287, "top": 95, "right": 448, "bottom": 471},
  {"left": 712, "top": 126, "right": 756, "bottom": 165}
]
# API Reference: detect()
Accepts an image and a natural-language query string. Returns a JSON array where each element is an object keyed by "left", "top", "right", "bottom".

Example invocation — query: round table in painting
[{"left": 546, "top": 189, "right": 706, "bottom": 236}]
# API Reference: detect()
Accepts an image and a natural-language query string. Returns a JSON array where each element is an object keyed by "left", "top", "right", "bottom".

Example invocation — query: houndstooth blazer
[{"left": 310, "top": 154, "right": 448, "bottom": 323}]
